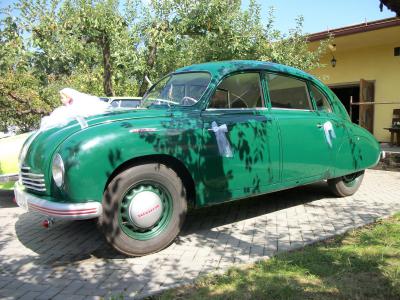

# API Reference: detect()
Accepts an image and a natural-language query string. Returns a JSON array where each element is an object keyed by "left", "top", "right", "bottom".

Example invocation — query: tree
[
  {"left": 380, "top": 0, "right": 400, "bottom": 16},
  {"left": 17, "top": 0, "right": 141, "bottom": 96},
  {"left": 0, "top": 0, "right": 329, "bottom": 132},
  {"left": 0, "top": 12, "right": 53, "bottom": 131}
]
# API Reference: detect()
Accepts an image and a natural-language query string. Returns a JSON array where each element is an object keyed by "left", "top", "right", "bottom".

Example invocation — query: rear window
[
  {"left": 310, "top": 85, "right": 332, "bottom": 113},
  {"left": 266, "top": 74, "right": 311, "bottom": 110}
]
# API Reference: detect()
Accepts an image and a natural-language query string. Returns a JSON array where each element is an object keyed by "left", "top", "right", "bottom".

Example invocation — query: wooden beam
[{"left": 351, "top": 102, "right": 400, "bottom": 106}]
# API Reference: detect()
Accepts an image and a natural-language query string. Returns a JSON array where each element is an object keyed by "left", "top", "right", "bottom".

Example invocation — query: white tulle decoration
[{"left": 40, "top": 88, "right": 110, "bottom": 130}]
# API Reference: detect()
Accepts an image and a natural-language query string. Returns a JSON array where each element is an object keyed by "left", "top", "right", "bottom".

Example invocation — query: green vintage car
[{"left": 15, "top": 61, "right": 381, "bottom": 256}]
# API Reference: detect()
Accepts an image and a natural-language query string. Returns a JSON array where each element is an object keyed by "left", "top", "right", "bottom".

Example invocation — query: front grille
[{"left": 20, "top": 167, "right": 46, "bottom": 192}]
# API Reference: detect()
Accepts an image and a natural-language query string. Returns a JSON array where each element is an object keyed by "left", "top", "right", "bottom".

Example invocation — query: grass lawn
[
  {"left": 155, "top": 213, "right": 400, "bottom": 300},
  {"left": 0, "top": 132, "right": 31, "bottom": 175},
  {"left": 0, "top": 182, "right": 15, "bottom": 190},
  {"left": 0, "top": 133, "right": 30, "bottom": 190}
]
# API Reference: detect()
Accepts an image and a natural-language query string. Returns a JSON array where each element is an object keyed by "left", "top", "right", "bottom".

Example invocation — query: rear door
[
  {"left": 308, "top": 83, "right": 351, "bottom": 175},
  {"left": 266, "top": 73, "right": 331, "bottom": 182}
]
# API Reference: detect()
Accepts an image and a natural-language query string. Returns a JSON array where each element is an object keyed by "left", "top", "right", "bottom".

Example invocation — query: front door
[{"left": 200, "top": 72, "right": 280, "bottom": 204}]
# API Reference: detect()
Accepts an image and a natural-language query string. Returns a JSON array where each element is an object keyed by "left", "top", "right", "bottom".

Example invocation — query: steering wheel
[{"left": 180, "top": 96, "right": 197, "bottom": 106}]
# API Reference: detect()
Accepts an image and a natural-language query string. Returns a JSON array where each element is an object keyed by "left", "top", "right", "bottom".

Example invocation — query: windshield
[{"left": 141, "top": 72, "right": 211, "bottom": 107}]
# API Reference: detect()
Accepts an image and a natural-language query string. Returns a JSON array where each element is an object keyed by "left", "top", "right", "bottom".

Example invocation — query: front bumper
[{"left": 14, "top": 182, "right": 102, "bottom": 220}]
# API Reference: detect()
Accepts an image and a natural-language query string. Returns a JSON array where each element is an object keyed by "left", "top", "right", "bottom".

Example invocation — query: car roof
[{"left": 175, "top": 60, "right": 316, "bottom": 82}]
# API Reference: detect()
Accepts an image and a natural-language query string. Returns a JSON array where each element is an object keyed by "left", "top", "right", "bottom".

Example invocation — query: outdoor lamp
[{"left": 331, "top": 56, "right": 337, "bottom": 67}]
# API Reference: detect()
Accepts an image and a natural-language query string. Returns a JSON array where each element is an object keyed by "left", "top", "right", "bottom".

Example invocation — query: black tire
[
  {"left": 98, "top": 163, "right": 187, "bottom": 256},
  {"left": 327, "top": 170, "right": 365, "bottom": 197}
]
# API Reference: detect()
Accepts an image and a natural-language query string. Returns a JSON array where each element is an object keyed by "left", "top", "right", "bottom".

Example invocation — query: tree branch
[{"left": 6, "top": 92, "right": 48, "bottom": 115}]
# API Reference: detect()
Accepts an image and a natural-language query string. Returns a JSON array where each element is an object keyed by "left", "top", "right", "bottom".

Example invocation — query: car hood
[{"left": 21, "top": 108, "right": 172, "bottom": 177}]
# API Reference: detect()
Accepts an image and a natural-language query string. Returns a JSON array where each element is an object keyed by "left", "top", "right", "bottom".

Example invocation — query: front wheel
[
  {"left": 98, "top": 163, "right": 187, "bottom": 256},
  {"left": 327, "top": 170, "right": 365, "bottom": 197}
]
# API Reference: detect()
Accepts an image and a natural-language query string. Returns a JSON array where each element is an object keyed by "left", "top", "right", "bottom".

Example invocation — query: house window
[{"left": 266, "top": 74, "right": 311, "bottom": 110}]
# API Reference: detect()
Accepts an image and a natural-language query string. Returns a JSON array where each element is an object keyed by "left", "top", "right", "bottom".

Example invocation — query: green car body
[{"left": 15, "top": 60, "right": 381, "bottom": 255}]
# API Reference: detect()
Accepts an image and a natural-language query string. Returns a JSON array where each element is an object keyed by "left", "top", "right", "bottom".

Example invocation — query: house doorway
[
  {"left": 330, "top": 84, "right": 360, "bottom": 124},
  {"left": 330, "top": 79, "right": 375, "bottom": 134}
]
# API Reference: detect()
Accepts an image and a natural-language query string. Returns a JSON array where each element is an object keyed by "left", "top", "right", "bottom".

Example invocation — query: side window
[
  {"left": 120, "top": 99, "right": 141, "bottom": 108},
  {"left": 208, "top": 73, "right": 263, "bottom": 109},
  {"left": 110, "top": 100, "right": 120, "bottom": 107},
  {"left": 310, "top": 85, "right": 332, "bottom": 113},
  {"left": 267, "top": 74, "right": 311, "bottom": 110}
]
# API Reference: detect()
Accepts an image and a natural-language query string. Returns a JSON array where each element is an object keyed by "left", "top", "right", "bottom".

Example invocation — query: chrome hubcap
[{"left": 128, "top": 190, "right": 163, "bottom": 229}]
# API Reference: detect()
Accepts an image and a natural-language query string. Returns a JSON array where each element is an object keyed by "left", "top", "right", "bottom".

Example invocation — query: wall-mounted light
[
  {"left": 331, "top": 56, "right": 337, "bottom": 67},
  {"left": 329, "top": 43, "right": 337, "bottom": 67}
]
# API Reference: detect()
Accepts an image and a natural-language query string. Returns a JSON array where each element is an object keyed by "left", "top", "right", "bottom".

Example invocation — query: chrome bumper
[{"left": 14, "top": 182, "right": 102, "bottom": 220}]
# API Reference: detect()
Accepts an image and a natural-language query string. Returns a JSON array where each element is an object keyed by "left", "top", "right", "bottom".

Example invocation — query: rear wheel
[
  {"left": 327, "top": 170, "right": 365, "bottom": 197},
  {"left": 98, "top": 163, "right": 187, "bottom": 256}
]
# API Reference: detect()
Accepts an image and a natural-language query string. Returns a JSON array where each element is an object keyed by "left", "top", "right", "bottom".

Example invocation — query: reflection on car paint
[{"left": 129, "top": 128, "right": 158, "bottom": 133}]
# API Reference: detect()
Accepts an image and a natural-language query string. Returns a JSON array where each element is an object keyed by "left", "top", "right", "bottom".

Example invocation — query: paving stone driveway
[{"left": 0, "top": 169, "right": 399, "bottom": 299}]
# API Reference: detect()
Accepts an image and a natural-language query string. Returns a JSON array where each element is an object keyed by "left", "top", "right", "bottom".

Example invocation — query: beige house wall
[{"left": 310, "top": 34, "right": 400, "bottom": 142}]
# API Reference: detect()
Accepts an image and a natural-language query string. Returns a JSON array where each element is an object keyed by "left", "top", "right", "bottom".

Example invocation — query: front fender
[{"left": 57, "top": 112, "right": 202, "bottom": 203}]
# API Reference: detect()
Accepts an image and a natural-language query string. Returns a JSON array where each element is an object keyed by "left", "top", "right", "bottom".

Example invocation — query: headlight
[{"left": 52, "top": 154, "right": 65, "bottom": 188}]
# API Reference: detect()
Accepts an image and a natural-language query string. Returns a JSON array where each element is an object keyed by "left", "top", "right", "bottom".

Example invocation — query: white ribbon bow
[
  {"left": 211, "top": 121, "right": 233, "bottom": 157},
  {"left": 323, "top": 121, "right": 336, "bottom": 148}
]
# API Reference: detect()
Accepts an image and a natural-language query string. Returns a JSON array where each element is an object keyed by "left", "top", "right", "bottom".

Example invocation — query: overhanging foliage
[{"left": 0, "top": 0, "right": 329, "bottom": 131}]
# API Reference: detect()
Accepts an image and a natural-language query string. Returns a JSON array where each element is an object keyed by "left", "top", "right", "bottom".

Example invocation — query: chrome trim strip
[
  {"left": 22, "top": 185, "right": 46, "bottom": 192},
  {"left": 375, "top": 150, "right": 386, "bottom": 166},
  {"left": 20, "top": 172, "right": 44, "bottom": 178},
  {"left": 19, "top": 168, "right": 46, "bottom": 192},
  {"left": 271, "top": 107, "right": 314, "bottom": 112},
  {"left": 205, "top": 108, "right": 269, "bottom": 111},
  {"left": 24, "top": 187, "right": 46, "bottom": 192},
  {"left": 22, "top": 180, "right": 45, "bottom": 188},
  {"left": 21, "top": 176, "right": 45, "bottom": 183},
  {"left": 14, "top": 182, "right": 102, "bottom": 220}
]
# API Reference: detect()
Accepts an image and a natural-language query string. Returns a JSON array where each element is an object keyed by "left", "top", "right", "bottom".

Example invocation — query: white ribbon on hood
[
  {"left": 211, "top": 121, "right": 233, "bottom": 158},
  {"left": 323, "top": 121, "right": 336, "bottom": 148},
  {"left": 40, "top": 88, "right": 110, "bottom": 131}
]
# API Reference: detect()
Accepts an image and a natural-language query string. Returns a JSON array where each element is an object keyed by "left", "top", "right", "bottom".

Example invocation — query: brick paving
[{"left": 0, "top": 169, "right": 399, "bottom": 299}]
